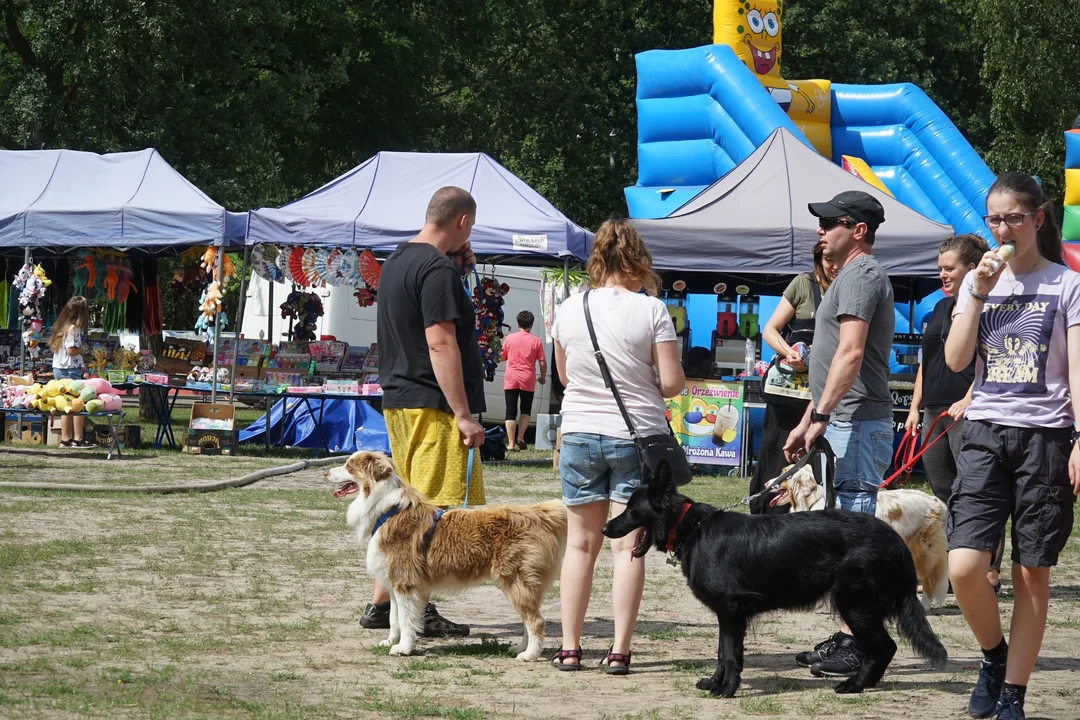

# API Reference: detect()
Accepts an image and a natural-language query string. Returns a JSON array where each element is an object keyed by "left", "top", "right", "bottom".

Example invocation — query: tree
[{"left": 975, "top": 0, "right": 1080, "bottom": 205}]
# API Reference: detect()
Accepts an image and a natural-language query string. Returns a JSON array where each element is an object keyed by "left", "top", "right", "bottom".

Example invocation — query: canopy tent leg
[
  {"left": 210, "top": 249, "right": 225, "bottom": 405},
  {"left": 19, "top": 246, "right": 29, "bottom": 374},
  {"left": 267, "top": 277, "right": 274, "bottom": 343},
  {"left": 228, "top": 247, "right": 251, "bottom": 404}
]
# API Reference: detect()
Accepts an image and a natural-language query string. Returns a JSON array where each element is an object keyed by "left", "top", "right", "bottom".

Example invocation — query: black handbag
[{"left": 583, "top": 290, "right": 693, "bottom": 487}]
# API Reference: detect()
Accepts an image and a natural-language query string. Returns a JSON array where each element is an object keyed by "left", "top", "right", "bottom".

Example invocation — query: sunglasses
[
  {"left": 819, "top": 217, "right": 856, "bottom": 231},
  {"left": 983, "top": 211, "right": 1038, "bottom": 229}
]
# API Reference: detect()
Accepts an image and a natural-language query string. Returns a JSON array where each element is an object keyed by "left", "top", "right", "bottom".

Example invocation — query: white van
[{"left": 240, "top": 266, "right": 552, "bottom": 424}]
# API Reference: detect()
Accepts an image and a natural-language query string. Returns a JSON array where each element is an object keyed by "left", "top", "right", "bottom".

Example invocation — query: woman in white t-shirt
[
  {"left": 549, "top": 219, "right": 685, "bottom": 673},
  {"left": 49, "top": 296, "right": 91, "bottom": 447}
]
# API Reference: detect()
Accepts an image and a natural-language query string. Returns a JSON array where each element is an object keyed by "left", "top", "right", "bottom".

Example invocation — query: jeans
[
  {"left": 559, "top": 433, "right": 642, "bottom": 506},
  {"left": 824, "top": 418, "right": 893, "bottom": 515}
]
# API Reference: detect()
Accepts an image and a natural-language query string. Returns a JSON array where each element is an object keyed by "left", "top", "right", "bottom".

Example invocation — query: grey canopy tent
[
  {"left": 631, "top": 128, "right": 953, "bottom": 278},
  {"left": 245, "top": 151, "right": 592, "bottom": 264},
  {"left": 0, "top": 148, "right": 245, "bottom": 251}
]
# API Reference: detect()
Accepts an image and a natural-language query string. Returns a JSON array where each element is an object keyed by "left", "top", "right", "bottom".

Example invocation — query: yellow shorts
[{"left": 383, "top": 407, "right": 485, "bottom": 507}]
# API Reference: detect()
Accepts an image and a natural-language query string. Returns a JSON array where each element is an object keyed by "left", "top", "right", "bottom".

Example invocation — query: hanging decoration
[
  {"left": 194, "top": 247, "right": 235, "bottom": 344},
  {"left": 472, "top": 272, "right": 510, "bottom": 382},
  {"left": 279, "top": 291, "right": 323, "bottom": 342},
  {"left": 539, "top": 266, "right": 588, "bottom": 342},
  {"left": 12, "top": 262, "right": 50, "bottom": 360}
]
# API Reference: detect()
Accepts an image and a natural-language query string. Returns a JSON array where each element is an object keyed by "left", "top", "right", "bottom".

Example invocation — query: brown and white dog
[
  {"left": 768, "top": 466, "right": 949, "bottom": 609},
  {"left": 330, "top": 451, "right": 567, "bottom": 660}
]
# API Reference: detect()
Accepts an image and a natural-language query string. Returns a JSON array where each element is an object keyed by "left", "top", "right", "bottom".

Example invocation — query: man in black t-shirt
[{"left": 358, "top": 186, "right": 486, "bottom": 638}]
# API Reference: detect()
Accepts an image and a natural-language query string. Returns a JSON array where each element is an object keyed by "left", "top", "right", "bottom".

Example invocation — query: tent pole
[
  {"left": 19, "top": 246, "right": 29, "bottom": 373},
  {"left": 267, "top": 276, "right": 274, "bottom": 343},
  {"left": 228, "top": 246, "right": 251, "bottom": 404},
  {"left": 562, "top": 256, "right": 570, "bottom": 297},
  {"left": 211, "top": 249, "right": 224, "bottom": 405}
]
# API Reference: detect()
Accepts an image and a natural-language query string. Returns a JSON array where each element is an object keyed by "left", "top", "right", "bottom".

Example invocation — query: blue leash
[{"left": 463, "top": 446, "right": 475, "bottom": 508}]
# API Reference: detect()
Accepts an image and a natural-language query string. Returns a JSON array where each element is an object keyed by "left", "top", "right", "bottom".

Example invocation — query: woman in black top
[{"left": 905, "top": 234, "right": 989, "bottom": 504}]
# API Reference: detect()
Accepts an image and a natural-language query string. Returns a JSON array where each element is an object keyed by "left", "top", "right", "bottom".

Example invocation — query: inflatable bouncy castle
[
  {"left": 1065, "top": 128, "right": 1080, "bottom": 267},
  {"left": 626, "top": 0, "right": 996, "bottom": 242}
]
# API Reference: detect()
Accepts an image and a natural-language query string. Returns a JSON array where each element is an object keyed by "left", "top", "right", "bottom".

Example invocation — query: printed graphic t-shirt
[
  {"left": 376, "top": 243, "right": 486, "bottom": 415},
  {"left": 552, "top": 288, "right": 677, "bottom": 439},
  {"left": 954, "top": 264, "right": 1080, "bottom": 428},
  {"left": 501, "top": 330, "right": 544, "bottom": 392}
]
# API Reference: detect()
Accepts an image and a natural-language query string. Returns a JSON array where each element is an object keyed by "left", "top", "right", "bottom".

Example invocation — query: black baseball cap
[{"left": 809, "top": 190, "right": 885, "bottom": 230}]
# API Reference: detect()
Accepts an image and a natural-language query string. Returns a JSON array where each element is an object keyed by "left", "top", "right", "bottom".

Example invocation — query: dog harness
[{"left": 371, "top": 507, "right": 444, "bottom": 556}]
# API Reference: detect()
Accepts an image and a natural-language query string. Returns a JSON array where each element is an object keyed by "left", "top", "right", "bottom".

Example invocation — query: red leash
[{"left": 881, "top": 410, "right": 958, "bottom": 488}]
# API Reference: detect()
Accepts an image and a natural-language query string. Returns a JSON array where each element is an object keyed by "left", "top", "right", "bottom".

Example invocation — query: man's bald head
[{"left": 426, "top": 187, "right": 476, "bottom": 228}]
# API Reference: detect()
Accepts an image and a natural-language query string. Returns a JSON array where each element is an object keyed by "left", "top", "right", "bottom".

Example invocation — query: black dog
[{"left": 602, "top": 468, "right": 946, "bottom": 697}]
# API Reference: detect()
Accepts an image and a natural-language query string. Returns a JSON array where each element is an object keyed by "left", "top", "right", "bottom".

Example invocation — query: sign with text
[{"left": 666, "top": 379, "right": 743, "bottom": 467}]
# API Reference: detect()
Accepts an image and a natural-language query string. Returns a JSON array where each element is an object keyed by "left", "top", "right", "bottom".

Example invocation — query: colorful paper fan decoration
[
  {"left": 313, "top": 248, "right": 334, "bottom": 286},
  {"left": 339, "top": 249, "right": 362, "bottom": 288},
  {"left": 325, "top": 249, "right": 344, "bottom": 286},
  {"left": 251, "top": 245, "right": 273, "bottom": 281},
  {"left": 301, "top": 247, "right": 320, "bottom": 286},
  {"left": 359, "top": 249, "right": 381, "bottom": 290},
  {"left": 263, "top": 245, "right": 284, "bottom": 283},
  {"left": 288, "top": 247, "right": 309, "bottom": 286},
  {"left": 275, "top": 245, "right": 292, "bottom": 280}
]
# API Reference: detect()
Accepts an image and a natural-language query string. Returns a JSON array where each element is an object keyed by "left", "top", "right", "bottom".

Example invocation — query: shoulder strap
[{"left": 583, "top": 290, "right": 639, "bottom": 439}]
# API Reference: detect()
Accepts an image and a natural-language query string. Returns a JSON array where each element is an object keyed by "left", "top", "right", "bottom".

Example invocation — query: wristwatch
[
  {"left": 810, "top": 410, "right": 831, "bottom": 424},
  {"left": 1071, "top": 429, "right": 1080, "bottom": 445}
]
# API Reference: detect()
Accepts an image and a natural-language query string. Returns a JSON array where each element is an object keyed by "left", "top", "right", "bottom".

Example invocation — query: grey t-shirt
[{"left": 809, "top": 255, "right": 895, "bottom": 421}]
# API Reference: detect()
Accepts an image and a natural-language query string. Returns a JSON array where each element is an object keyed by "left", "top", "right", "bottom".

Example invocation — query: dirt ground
[{"left": 3, "top": 453, "right": 1080, "bottom": 719}]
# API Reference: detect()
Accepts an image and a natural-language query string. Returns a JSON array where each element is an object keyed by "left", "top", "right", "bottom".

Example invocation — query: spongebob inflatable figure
[{"left": 714, "top": 0, "right": 832, "bottom": 157}]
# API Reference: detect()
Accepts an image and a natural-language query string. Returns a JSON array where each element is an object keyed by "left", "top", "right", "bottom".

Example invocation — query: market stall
[
  {"left": 0, "top": 148, "right": 246, "bottom": 452},
  {"left": 632, "top": 129, "right": 955, "bottom": 476},
  {"left": 233, "top": 152, "right": 593, "bottom": 452}
]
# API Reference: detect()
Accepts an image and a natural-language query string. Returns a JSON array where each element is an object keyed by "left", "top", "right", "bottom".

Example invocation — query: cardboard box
[
  {"left": 182, "top": 402, "right": 236, "bottom": 456},
  {"left": 158, "top": 337, "right": 209, "bottom": 373},
  {"left": 4, "top": 413, "right": 45, "bottom": 445}
]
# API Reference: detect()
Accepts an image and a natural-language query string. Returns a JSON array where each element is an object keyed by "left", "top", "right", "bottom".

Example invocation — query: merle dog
[{"left": 602, "top": 467, "right": 947, "bottom": 697}]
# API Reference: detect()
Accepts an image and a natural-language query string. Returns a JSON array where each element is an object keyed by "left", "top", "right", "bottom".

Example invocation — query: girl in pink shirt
[{"left": 501, "top": 310, "right": 546, "bottom": 450}]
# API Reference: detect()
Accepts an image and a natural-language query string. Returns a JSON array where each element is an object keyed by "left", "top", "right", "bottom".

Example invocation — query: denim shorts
[
  {"left": 560, "top": 433, "right": 642, "bottom": 506},
  {"left": 824, "top": 417, "right": 893, "bottom": 515},
  {"left": 53, "top": 367, "right": 85, "bottom": 381}
]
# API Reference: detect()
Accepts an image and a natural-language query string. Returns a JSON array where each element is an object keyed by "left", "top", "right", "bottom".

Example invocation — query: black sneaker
[
  {"left": 422, "top": 603, "right": 469, "bottom": 638},
  {"left": 968, "top": 655, "right": 1007, "bottom": 718},
  {"left": 795, "top": 632, "right": 845, "bottom": 668},
  {"left": 993, "top": 688, "right": 1025, "bottom": 720},
  {"left": 358, "top": 601, "right": 391, "bottom": 629},
  {"left": 810, "top": 636, "right": 862, "bottom": 678}
]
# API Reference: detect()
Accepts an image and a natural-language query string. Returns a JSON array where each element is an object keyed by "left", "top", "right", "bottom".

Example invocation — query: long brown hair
[
  {"left": 48, "top": 296, "right": 89, "bottom": 354},
  {"left": 812, "top": 241, "right": 833, "bottom": 293},
  {"left": 987, "top": 172, "right": 1062, "bottom": 265},
  {"left": 586, "top": 218, "right": 662, "bottom": 296}
]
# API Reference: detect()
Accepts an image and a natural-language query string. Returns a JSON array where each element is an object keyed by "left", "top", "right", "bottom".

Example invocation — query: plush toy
[
  {"left": 88, "top": 348, "right": 110, "bottom": 377},
  {"left": 70, "top": 397, "right": 85, "bottom": 413},
  {"left": 85, "top": 399, "right": 105, "bottom": 414},
  {"left": 353, "top": 287, "right": 377, "bottom": 308},
  {"left": 79, "top": 387, "right": 97, "bottom": 403},
  {"left": 98, "top": 393, "right": 122, "bottom": 412},
  {"left": 83, "top": 378, "right": 114, "bottom": 395},
  {"left": 471, "top": 276, "right": 510, "bottom": 382},
  {"left": 53, "top": 395, "right": 73, "bottom": 413}
]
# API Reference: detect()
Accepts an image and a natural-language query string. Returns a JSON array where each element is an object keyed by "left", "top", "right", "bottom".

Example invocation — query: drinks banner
[{"left": 666, "top": 379, "right": 743, "bottom": 467}]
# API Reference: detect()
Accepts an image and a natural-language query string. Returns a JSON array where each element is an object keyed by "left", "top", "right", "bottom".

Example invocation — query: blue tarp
[
  {"left": 246, "top": 152, "right": 593, "bottom": 262},
  {"left": 238, "top": 397, "right": 390, "bottom": 454},
  {"left": 0, "top": 148, "right": 244, "bottom": 248}
]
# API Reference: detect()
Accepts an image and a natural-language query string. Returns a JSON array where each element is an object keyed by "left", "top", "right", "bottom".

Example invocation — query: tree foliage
[{"left": 1, "top": 0, "right": 1077, "bottom": 233}]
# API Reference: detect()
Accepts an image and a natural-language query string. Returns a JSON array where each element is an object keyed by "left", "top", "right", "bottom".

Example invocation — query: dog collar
[
  {"left": 371, "top": 506, "right": 403, "bottom": 537},
  {"left": 663, "top": 502, "right": 694, "bottom": 553}
]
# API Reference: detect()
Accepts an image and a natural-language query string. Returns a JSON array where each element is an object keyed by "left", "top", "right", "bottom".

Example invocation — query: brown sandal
[
  {"left": 601, "top": 645, "right": 631, "bottom": 675},
  {"left": 551, "top": 646, "right": 583, "bottom": 671}
]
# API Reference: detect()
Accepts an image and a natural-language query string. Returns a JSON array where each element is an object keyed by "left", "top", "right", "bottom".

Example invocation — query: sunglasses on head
[{"left": 819, "top": 217, "right": 856, "bottom": 231}]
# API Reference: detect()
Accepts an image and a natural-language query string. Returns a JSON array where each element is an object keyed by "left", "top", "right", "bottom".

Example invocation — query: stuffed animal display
[
  {"left": 12, "top": 263, "right": 50, "bottom": 359},
  {"left": 279, "top": 291, "right": 323, "bottom": 342},
  {"left": 1, "top": 377, "right": 121, "bottom": 414},
  {"left": 186, "top": 366, "right": 231, "bottom": 385},
  {"left": 472, "top": 276, "right": 510, "bottom": 382}
]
